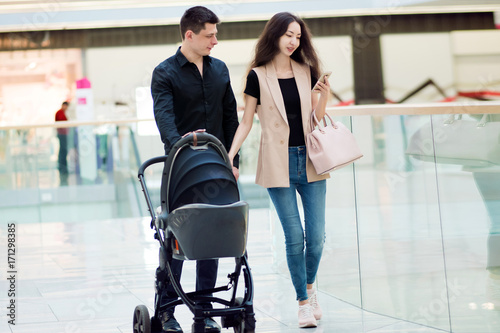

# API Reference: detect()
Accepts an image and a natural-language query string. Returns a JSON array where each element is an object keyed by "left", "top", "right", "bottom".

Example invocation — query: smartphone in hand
[{"left": 312, "top": 71, "right": 332, "bottom": 91}]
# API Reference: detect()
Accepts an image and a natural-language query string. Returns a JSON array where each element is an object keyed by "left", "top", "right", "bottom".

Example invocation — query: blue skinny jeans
[{"left": 267, "top": 146, "right": 326, "bottom": 301}]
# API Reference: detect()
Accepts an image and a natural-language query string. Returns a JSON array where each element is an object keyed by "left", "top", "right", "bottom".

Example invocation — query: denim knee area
[{"left": 268, "top": 146, "right": 326, "bottom": 301}]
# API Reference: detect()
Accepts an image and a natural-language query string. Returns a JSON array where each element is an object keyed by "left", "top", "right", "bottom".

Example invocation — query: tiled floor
[{"left": 0, "top": 208, "right": 452, "bottom": 333}]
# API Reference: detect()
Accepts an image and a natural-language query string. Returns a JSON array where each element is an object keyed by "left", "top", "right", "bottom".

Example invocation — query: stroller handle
[
  {"left": 174, "top": 132, "right": 226, "bottom": 151},
  {"left": 138, "top": 155, "right": 168, "bottom": 226},
  {"left": 168, "top": 131, "right": 232, "bottom": 170},
  {"left": 138, "top": 155, "right": 168, "bottom": 178}
]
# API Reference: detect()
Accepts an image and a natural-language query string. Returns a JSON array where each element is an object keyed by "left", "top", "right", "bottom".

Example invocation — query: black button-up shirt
[{"left": 151, "top": 47, "right": 239, "bottom": 167}]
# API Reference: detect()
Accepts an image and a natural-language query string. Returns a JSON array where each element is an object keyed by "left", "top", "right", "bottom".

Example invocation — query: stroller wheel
[
  {"left": 233, "top": 297, "right": 256, "bottom": 333},
  {"left": 133, "top": 305, "right": 151, "bottom": 333}
]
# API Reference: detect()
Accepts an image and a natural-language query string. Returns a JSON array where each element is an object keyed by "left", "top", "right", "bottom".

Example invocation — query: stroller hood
[{"left": 162, "top": 133, "right": 239, "bottom": 212}]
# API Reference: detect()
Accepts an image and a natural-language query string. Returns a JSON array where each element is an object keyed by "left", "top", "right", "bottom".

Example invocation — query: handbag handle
[
  {"left": 443, "top": 114, "right": 462, "bottom": 125},
  {"left": 310, "top": 110, "right": 337, "bottom": 133},
  {"left": 443, "top": 114, "right": 489, "bottom": 127}
]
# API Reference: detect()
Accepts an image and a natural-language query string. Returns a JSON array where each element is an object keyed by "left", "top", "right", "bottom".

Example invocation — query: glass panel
[
  {"left": 433, "top": 113, "right": 500, "bottom": 332},
  {"left": 0, "top": 123, "right": 144, "bottom": 223},
  {"left": 317, "top": 114, "right": 361, "bottom": 307},
  {"left": 358, "top": 114, "right": 449, "bottom": 330}
]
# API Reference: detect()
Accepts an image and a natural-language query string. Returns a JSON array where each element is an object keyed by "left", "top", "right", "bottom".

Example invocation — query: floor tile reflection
[{"left": 1, "top": 209, "right": 449, "bottom": 333}]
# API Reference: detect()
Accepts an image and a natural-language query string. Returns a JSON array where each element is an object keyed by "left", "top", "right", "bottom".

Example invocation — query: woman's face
[{"left": 278, "top": 21, "right": 301, "bottom": 57}]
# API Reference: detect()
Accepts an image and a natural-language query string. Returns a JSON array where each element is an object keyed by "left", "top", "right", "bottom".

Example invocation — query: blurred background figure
[{"left": 55, "top": 101, "right": 69, "bottom": 185}]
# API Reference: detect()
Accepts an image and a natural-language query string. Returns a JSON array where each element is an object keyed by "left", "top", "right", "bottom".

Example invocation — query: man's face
[{"left": 189, "top": 23, "right": 218, "bottom": 57}]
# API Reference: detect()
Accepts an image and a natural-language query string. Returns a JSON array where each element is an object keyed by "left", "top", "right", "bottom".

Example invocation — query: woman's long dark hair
[{"left": 248, "top": 12, "right": 321, "bottom": 80}]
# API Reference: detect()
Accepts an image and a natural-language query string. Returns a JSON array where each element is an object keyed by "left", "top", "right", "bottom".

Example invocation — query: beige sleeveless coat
[{"left": 252, "top": 60, "right": 329, "bottom": 188}]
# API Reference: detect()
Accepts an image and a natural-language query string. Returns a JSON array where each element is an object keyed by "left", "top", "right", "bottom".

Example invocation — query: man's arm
[{"left": 151, "top": 66, "right": 181, "bottom": 153}]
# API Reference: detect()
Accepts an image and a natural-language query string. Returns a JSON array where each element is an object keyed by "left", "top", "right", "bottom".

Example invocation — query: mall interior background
[{"left": 1, "top": 1, "right": 500, "bottom": 332}]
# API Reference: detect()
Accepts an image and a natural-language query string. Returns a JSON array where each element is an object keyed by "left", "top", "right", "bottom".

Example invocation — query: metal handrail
[{"left": 2, "top": 100, "right": 500, "bottom": 132}]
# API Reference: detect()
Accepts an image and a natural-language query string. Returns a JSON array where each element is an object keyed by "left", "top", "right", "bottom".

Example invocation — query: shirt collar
[{"left": 175, "top": 46, "right": 212, "bottom": 68}]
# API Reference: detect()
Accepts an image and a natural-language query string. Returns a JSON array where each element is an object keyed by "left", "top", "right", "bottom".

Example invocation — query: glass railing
[
  {"left": 1, "top": 101, "right": 499, "bottom": 332},
  {"left": 314, "top": 101, "right": 500, "bottom": 332},
  {"left": 0, "top": 120, "right": 150, "bottom": 223},
  {"left": 267, "top": 101, "right": 500, "bottom": 332},
  {"left": 0, "top": 117, "right": 269, "bottom": 224}
]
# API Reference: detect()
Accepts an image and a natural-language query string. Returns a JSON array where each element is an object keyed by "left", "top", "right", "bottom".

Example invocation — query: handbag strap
[
  {"left": 478, "top": 114, "right": 490, "bottom": 127},
  {"left": 443, "top": 114, "right": 490, "bottom": 127},
  {"left": 310, "top": 110, "right": 336, "bottom": 132}
]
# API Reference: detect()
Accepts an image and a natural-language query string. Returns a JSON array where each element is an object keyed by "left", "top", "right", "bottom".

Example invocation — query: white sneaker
[
  {"left": 298, "top": 303, "right": 317, "bottom": 328},
  {"left": 307, "top": 288, "right": 323, "bottom": 320}
]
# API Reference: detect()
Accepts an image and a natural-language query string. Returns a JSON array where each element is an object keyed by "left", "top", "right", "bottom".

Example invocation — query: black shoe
[
  {"left": 160, "top": 312, "right": 183, "bottom": 333},
  {"left": 204, "top": 317, "right": 221, "bottom": 333}
]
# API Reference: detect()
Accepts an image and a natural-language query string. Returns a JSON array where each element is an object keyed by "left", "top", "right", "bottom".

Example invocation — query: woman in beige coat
[{"left": 227, "top": 12, "right": 331, "bottom": 328}]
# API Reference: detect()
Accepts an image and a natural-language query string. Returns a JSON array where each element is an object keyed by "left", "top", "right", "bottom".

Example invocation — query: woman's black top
[{"left": 244, "top": 69, "right": 317, "bottom": 147}]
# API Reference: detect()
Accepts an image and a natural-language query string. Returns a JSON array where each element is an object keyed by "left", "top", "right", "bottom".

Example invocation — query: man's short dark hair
[
  {"left": 180, "top": 6, "right": 220, "bottom": 40},
  {"left": 62, "top": 101, "right": 69, "bottom": 106}
]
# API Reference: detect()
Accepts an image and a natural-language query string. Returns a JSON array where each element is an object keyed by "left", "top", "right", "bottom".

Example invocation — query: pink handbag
[{"left": 306, "top": 111, "right": 363, "bottom": 175}]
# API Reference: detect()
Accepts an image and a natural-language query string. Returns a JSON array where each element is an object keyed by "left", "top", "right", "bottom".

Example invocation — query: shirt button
[
  {"left": 274, "top": 122, "right": 279, "bottom": 128},
  {"left": 269, "top": 106, "right": 273, "bottom": 110},
  {"left": 280, "top": 140, "right": 284, "bottom": 145}
]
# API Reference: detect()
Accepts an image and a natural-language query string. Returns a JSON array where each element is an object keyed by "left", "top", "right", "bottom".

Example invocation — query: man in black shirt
[{"left": 151, "top": 6, "right": 239, "bottom": 333}]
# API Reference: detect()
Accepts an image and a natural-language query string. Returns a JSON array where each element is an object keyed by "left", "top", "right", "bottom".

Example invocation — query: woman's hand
[
  {"left": 232, "top": 166, "right": 239, "bottom": 182},
  {"left": 313, "top": 78, "right": 331, "bottom": 100},
  {"left": 227, "top": 94, "right": 258, "bottom": 183},
  {"left": 228, "top": 152, "right": 239, "bottom": 181},
  {"left": 311, "top": 76, "right": 331, "bottom": 121}
]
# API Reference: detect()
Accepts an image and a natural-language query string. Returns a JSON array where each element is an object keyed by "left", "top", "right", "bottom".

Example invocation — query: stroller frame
[{"left": 133, "top": 132, "right": 256, "bottom": 333}]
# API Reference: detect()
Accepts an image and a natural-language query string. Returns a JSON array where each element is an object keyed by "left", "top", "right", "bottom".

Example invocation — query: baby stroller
[{"left": 133, "top": 131, "right": 256, "bottom": 333}]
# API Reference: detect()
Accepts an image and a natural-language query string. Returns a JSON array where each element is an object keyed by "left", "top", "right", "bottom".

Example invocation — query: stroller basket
[{"left": 160, "top": 201, "right": 248, "bottom": 260}]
